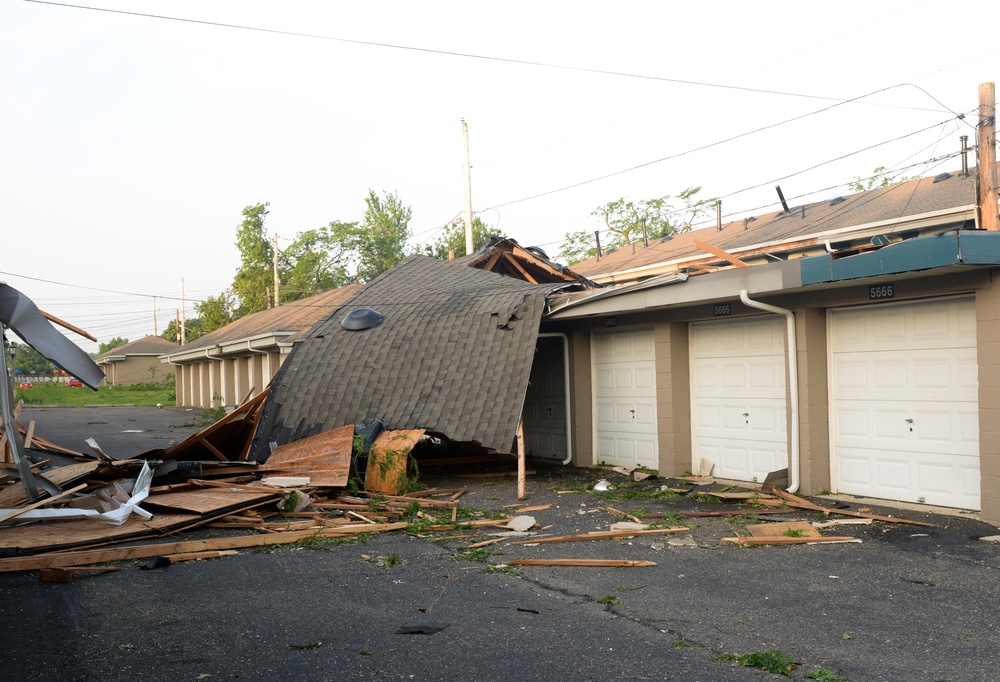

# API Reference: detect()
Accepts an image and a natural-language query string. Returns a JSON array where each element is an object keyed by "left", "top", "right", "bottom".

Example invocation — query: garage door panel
[
  {"left": 594, "top": 329, "right": 658, "bottom": 468},
  {"left": 691, "top": 318, "right": 787, "bottom": 482},
  {"left": 831, "top": 298, "right": 979, "bottom": 509}
]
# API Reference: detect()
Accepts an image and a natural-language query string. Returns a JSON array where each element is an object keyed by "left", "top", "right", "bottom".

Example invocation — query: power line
[{"left": 27, "top": 0, "right": 961, "bottom": 116}]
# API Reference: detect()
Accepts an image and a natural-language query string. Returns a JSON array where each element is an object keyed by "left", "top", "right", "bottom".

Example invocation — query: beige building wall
[
  {"left": 569, "top": 330, "right": 593, "bottom": 466},
  {"left": 793, "top": 307, "right": 830, "bottom": 495},
  {"left": 976, "top": 272, "right": 1000, "bottom": 524},
  {"left": 654, "top": 320, "right": 691, "bottom": 477},
  {"left": 99, "top": 356, "right": 166, "bottom": 386}
]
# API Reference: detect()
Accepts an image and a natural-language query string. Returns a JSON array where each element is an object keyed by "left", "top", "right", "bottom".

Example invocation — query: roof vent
[
  {"left": 932, "top": 172, "right": 952, "bottom": 183},
  {"left": 341, "top": 308, "right": 383, "bottom": 331},
  {"left": 604, "top": 247, "right": 617, "bottom": 255},
  {"left": 659, "top": 235, "right": 672, "bottom": 243},
  {"left": 524, "top": 246, "right": 549, "bottom": 260},
  {"left": 829, "top": 196, "right": 846, "bottom": 206}
]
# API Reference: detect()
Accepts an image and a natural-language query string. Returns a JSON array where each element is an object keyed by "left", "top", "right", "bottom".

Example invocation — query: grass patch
[
  {"left": 484, "top": 564, "right": 523, "bottom": 576},
  {"left": 17, "top": 381, "right": 175, "bottom": 407},
  {"left": 718, "top": 650, "right": 797, "bottom": 677},
  {"left": 783, "top": 528, "right": 806, "bottom": 538},
  {"left": 456, "top": 547, "right": 492, "bottom": 563},
  {"left": 596, "top": 595, "right": 622, "bottom": 605},
  {"left": 594, "top": 481, "right": 680, "bottom": 501},
  {"left": 806, "top": 667, "right": 847, "bottom": 681}
]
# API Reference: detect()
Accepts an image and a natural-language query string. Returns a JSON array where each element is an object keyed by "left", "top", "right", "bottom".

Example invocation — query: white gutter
[
  {"left": 538, "top": 332, "right": 573, "bottom": 465},
  {"left": 739, "top": 290, "right": 800, "bottom": 493}
]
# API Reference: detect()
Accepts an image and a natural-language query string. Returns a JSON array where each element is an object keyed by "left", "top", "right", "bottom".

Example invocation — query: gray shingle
[{"left": 250, "top": 256, "right": 548, "bottom": 458}]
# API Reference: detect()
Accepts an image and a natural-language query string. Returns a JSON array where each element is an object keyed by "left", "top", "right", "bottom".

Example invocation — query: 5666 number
[{"left": 869, "top": 284, "right": 894, "bottom": 300}]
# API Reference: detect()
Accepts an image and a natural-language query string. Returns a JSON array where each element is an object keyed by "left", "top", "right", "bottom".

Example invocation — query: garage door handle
[
  {"left": 905, "top": 418, "right": 913, "bottom": 423},
  {"left": 742, "top": 412, "right": 749, "bottom": 417}
]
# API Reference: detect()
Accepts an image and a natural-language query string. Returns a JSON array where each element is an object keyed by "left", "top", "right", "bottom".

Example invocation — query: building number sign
[
  {"left": 713, "top": 303, "right": 732, "bottom": 317},
  {"left": 869, "top": 283, "right": 894, "bottom": 300}
]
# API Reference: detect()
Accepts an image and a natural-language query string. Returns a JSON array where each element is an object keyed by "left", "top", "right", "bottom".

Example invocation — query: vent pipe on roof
[
  {"left": 716, "top": 200, "right": 722, "bottom": 231},
  {"left": 960, "top": 135, "right": 970, "bottom": 177},
  {"left": 775, "top": 185, "right": 790, "bottom": 214},
  {"left": 594, "top": 231, "right": 602, "bottom": 260},
  {"left": 641, "top": 218, "right": 648, "bottom": 247}
]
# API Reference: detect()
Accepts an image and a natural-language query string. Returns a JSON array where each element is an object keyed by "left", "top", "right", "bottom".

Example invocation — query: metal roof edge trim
[
  {"left": 161, "top": 332, "right": 293, "bottom": 362},
  {"left": 800, "top": 230, "right": 1000, "bottom": 285}
]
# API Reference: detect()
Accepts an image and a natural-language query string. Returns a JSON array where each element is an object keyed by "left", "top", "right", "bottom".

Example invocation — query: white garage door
[
  {"left": 593, "top": 329, "right": 657, "bottom": 468},
  {"left": 523, "top": 337, "right": 568, "bottom": 461},
  {"left": 690, "top": 317, "right": 787, "bottom": 482},
  {"left": 830, "top": 297, "right": 980, "bottom": 510}
]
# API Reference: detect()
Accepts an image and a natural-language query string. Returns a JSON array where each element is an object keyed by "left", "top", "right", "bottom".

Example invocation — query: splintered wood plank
[
  {"left": 265, "top": 424, "right": 353, "bottom": 487},
  {"left": 365, "top": 430, "right": 424, "bottom": 495},
  {"left": 143, "top": 488, "right": 279, "bottom": 515},
  {"left": 0, "top": 514, "right": 202, "bottom": 552},
  {"left": 511, "top": 528, "right": 689, "bottom": 545},
  {"left": 0, "top": 521, "right": 408, "bottom": 572},
  {"left": 722, "top": 536, "right": 856, "bottom": 546},
  {"left": 509, "top": 559, "right": 657, "bottom": 568},
  {"left": 745, "top": 521, "right": 821, "bottom": 538}
]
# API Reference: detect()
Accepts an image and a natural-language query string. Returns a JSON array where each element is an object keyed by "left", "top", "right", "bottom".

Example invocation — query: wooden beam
[
  {"left": 0, "top": 522, "right": 408, "bottom": 573},
  {"left": 516, "top": 420, "right": 526, "bottom": 500},
  {"left": 772, "top": 489, "right": 937, "bottom": 527},
  {"left": 512, "top": 527, "right": 688, "bottom": 544},
  {"left": 501, "top": 252, "right": 539, "bottom": 284},
  {"left": 509, "top": 559, "right": 657, "bottom": 567},
  {"left": 692, "top": 239, "right": 748, "bottom": 267},
  {"left": 721, "top": 536, "right": 856, "bottom": 546}
]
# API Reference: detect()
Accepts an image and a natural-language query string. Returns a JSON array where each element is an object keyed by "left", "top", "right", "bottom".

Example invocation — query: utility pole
[
  {"left": 175, "top": 310, "right": 180, "bottom": 343},
  {"left": 273, "top": 233, "right": 280, "bottom": 307},
  {"left": 979, "top": 82, "right": 998, "bottom": 232},
  {"left": 180, "top": 277, "right": 186, "bottom": 346},
  {"left": 462, "top": 119, "right": 474, "bottom": 256}
]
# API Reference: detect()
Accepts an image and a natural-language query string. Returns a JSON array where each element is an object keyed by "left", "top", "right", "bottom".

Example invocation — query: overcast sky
[{"left": 1, "top": 0, "right": 997, "bottom": 355}]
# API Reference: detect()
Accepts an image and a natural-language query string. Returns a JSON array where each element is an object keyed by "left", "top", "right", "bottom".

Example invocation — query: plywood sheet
[
  {"left": 745, "top": 521, "right": 820, "bottom": 538},
  {"left": 144, "top": 488, "right": 278, "bottom": 515},
  {"left": 0, "top": 514, "right": 201, "bottom": 552},
  {"left": 265, "top": 424, "right": 353, "bottom": 487},
  {"left": 365, "top": 429, "right": 424, "bottom": 495}
]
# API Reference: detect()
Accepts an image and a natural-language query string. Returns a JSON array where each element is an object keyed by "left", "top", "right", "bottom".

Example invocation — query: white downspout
[
  {"left": 739, "top": 290, "right": 800, "bottom": 493},
  {"left": 538, "top": 332, "right": 573, "bottom": 465}
]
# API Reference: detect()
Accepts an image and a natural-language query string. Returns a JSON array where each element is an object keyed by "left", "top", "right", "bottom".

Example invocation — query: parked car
[
  {"left": 66, "top": 378, "right": 84, "bottom": 387},
  {"left": 18, "top": 382, "right": 32, "bottom": 389}
]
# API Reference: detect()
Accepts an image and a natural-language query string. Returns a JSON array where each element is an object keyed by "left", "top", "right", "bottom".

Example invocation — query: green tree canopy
[
  {"left": 232, "top": 202, "right": 275, "bottom": 317},
  {"left": 98, "top": 337, "right": 129, "bottom": 355},
  {"left": 160, "top": 317, "right": 204, "bottom": 344},
  {"left": 424, "top": 217, "right": 505, "bottom": 260},
  {"left": 197, "top": 291, "right": 237, "bottom": 335},
  {"left": 848, "top": 166, "right": 913, "bottom": 193},
  {"left": 280, "top": 221, "right": 360, "bottom": 300},
  {"left": 9, "top": 340, "right": 51, "bottom": 375},
  {"left": 560, "top": 187, "right": 711, "bottom": 264},
  {"left": 357, "top": 190, "right": 412, "bottom": 282}
]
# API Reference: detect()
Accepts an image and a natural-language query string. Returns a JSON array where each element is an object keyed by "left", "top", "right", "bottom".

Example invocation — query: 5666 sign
[{"left": 869, "top": 283, "right": 894, "bottom": 300}]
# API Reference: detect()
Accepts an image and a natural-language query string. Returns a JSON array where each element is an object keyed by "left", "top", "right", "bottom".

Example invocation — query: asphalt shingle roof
[
  {"left": 250, "top": 256, "right": 549, "bottom": 459},
  {"left": 96, "top": 335, "right": 177, "bottom": 359},
  {"left": 176, "top": 285, "right": 362, "bottom": 353},
  {"left": 571, "top": 166, "right": 985, "bottom": 277}
]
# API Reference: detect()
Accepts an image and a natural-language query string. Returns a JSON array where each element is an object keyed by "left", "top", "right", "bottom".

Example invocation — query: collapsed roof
[{"left": 249, "top": 255, "right": 553, "bottom": 459}]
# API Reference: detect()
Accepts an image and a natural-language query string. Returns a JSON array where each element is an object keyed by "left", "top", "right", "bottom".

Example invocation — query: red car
[
  {"left": 66, "top": 378, "right": 84, "bottom": 387},
  {"left": 18, "top": 382, "right": 32, "bottom": 390}
]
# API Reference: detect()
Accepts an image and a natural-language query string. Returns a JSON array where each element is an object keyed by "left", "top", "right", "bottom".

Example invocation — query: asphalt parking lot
[{"left": 4, "top": 407, "right": 1000, "bottom": 681}]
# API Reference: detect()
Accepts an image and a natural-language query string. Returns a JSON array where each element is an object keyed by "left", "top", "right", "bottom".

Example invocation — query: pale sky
[{"left": 1, "top": 0, "right": 997, "bottom": 354}]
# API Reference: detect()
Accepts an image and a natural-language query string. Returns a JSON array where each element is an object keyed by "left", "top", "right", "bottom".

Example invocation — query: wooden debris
[
  {"left": 365, "top": 429, "right": 424, "bottom": 495},
  {"left": 39, "top": 566, "right": 121, "bottom": 583},
  {"left": 512, "top": 528, "right": 688, "bottom": 545},
  {"left": 772, "top": 489, "right": 937, "bottom": 527},
  {"left": 160, "top": 550, "right": 239, "bottom": 563},
  {"left": 745, "top": 521, "right": 820, "bottom": 538},
  {"left": 0, "top": 522, "right": 409, "bottom": 573},
  {"left": 722, "top": 535, "right": 856, "bottom": 546},
  {"left": 514, "top": 504, "right": 552, "bottom": 513},
  {"left": 264, "top": 424, "right": 353, "bottom": 487},
  {"left": 605, "top": 506, "right": 643, "bottom": 524},
  {"left": 509, "top": 559, "right": 656, "bottom": 568}
]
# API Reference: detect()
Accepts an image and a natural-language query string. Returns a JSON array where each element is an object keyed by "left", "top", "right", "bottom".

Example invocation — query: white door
[
  {"left": 593, "top": 329, "right": 657, "bottom": 468},
  {"left": 690, "top": 317, "right": 787, "bottom": 482},
  {"left": 523, "top": 337, "right": 568, "bottom": 461},
  {"left": 830, "top": 298, "right": 979, "bottom": 509}
]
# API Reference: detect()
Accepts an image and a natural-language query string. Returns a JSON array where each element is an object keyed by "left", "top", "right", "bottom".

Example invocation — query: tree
[
  {"left": 9, "top": 340, "right": 51, "bottom": 375},
  {"left": 99, "top": 337, "right": 129, "bottom": 355},
  {"left": 424, "top": 217, "right": 505, "bottom": 260},
  {"left": 160, "top": 318, "right": 204, "bottom": 344},
  {"left": 280, "top": 221, "right": 360, "bottom": 300},
  {"left": 560, "top": 187, "right": 711, "bottom": 264},
  {"left": 848, "top": 166, "right": 912, "bottom": 193},
  {"left": 197, "top": 291, "right": 237, "bottom": 334},
  {"left": 232, "top": 202, "right": 274, "bottom": 316},
  {"left": 356, "top": 190, "right": 412, "bottom": 282}
]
